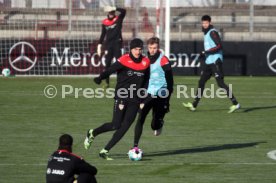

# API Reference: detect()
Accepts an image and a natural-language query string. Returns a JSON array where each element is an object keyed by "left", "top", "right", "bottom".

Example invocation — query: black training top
[
  {"left": 99, "top": 53, "right": 150, "bottom": 103},
  {"left": 99, "top": 8, "right": 126, "bottom": 44},
  {"left": 46, "top": 149, "right": 97, "bottom": 183}
]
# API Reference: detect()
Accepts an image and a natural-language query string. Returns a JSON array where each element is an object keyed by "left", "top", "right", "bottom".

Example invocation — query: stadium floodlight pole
[
  {"left": 35, "top": 18, "right": 38, "bottom": 40},
  {"left": 68, "top": 0, "right": 72, "bottom": 37},
  {"left": 156, "top": 0, "right": 160, "bottom": 38},
  {"left": 249, "top": 0, "right": 254, "bottom": 40},
  {"left": 164, "top": 0, "right": 170, "bottom": 57},
  {"left": 218, "top": 0, "right": 222, "bottom": 8},
  {"left": 135, "top": 0, "right": 139, "bottom": 37}
]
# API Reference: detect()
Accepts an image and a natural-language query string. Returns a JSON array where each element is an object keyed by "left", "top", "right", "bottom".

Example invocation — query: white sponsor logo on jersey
[{"left": 51, "top": 169, "right": 65, "bottom": 175}]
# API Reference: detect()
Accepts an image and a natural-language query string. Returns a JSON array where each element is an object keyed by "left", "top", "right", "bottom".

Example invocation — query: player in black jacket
[
  {"left": 46, "top": 134, "right": 97, "bottom": 183},
  {"left": 97, "top": 6, "right": 126, "bottom": 87},
  {"left": 84, "top": 38, "right": 150, "bottom": 160}
]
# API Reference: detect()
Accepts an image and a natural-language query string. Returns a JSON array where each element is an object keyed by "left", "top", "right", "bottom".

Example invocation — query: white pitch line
[
  {"left": 0, "top": 163, "right": 46, "bottom": 166},
  {"left": 0, "top": 162, "right": 275, "bottom": 166},
  {"left": 190, "top": 162, "right": 276, "bottom": 165},
  {"left": 102, "top": 163, "right": 276, "bottom": 166},
  {"left": 238, "top": 96, "right": 276, "bottom": 99}
]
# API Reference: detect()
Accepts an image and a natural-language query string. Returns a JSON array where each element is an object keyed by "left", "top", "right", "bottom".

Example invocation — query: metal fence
[
  {"left": 0, "top": 0, "right": 276, "bottom": 75},
  {"left": 1, "top": 0, "right": 276, "bottom": 41}
]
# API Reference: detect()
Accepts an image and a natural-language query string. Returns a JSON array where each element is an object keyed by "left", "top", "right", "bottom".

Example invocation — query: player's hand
[
  {"left": 164, "top": 102, "right": 170, "bottom": 113},
  {"left": 104, "top": 6, "right": 116, "bottom": 12},
  {"left": 199, "top": 51, "right": 205, "bottom": 57},
  {"left": 94, "top": 77, "right": 102, "bottom": 85},
  {"left": 97, "top": 44, "right": 102, "bottom": 56}
]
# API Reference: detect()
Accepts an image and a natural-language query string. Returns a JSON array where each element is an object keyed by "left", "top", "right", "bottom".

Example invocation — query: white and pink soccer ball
[
  {"left": 128, "top": 147, "right": 143, "bottom": 161},
  {"left": 2, "top": 68, "right": 11, "bottom": 77}
]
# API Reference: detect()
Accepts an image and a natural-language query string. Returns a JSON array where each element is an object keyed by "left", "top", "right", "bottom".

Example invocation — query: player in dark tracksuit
[
  {"left": 133, "top": 37, "right": 174, "bottom": 149},
  {"left": 84, "top": 38, "right": 150, "bottom": 160},
  {"left": 46, "top": 134, "right": 97, "bottom": 183},
  {"left": 183, "top": 15, "right": 240, "bottom": 113},
  {"left": 97, "top": 6, "right": 126, "bottom": 87}
]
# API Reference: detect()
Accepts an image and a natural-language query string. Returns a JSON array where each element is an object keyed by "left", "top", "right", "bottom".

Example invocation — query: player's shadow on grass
[
  {"left": 199, "top": 108, "right": 229, "bottom": 112},
  {"left": 242, "top": 105, "right": 276, "bottom": 113},
  {"left": 144, "top": 141, "right": 266, "bottom": 157}
]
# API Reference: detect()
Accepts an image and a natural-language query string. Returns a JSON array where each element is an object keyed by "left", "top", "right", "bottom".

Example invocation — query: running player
[
  {"left": 183, "top": 15, "right": 240, "bottom": 113},
  {"left": 84, "top": 38, "right": 150, "bottom": 160},
  {"left": 132, "top": 37, "right": 173, "bottom": 150}
]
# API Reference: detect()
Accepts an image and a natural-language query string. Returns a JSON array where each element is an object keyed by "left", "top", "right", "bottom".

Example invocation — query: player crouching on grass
[
  {"left": 132, "top": 37, "right": 174, "bottom": 150},
  {"left": 84, "top": 38, "right": 150, "bottom": 160},
  {"left": 183, "top": 15, "right": 240, "bottom": 113},
  {"left": 46, "top": 134, "right": 97, "bottom": 183}
]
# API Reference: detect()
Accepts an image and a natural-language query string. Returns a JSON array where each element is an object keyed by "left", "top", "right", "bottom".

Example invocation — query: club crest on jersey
[
  {"left": 119, "top": 104, "right": 124, "bottom": 110},
  {"left": 142, "top": 61, "right": 147, "bottom": 66}
]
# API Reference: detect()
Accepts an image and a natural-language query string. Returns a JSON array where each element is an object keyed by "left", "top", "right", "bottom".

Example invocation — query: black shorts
[
  {"left": 104, "top": 39, "right": 122, "bottom": 66},
  {"left": 140, "top": 96, "right": 170, "bottom": 130},
  {"left": 201, "top": 59, "right": 224, "bottom": 79},
  {"left": 111, "top": 99, "right": 139, "bottom": 129}
]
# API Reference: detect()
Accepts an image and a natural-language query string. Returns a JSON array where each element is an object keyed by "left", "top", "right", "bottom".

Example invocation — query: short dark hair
[
  {"left": 147, "top": 37, "right": 160, "bottom": 45},
  {"left": 59, "top": 134, "right": 73, "bottom": 148},
  {"left": 130, "top": 38, "right": 144, "bottom": 50},
  {"left": 201, "top": 15, "right": 211, "bottom": 22}
]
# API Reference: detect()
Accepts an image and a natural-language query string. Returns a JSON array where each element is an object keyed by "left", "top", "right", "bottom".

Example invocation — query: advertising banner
[{"left": 1, "top": 40, "right": 276, "bottom": 76}]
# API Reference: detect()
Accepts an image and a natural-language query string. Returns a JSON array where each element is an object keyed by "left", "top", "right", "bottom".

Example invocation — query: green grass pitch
[{"left": 0, "top": 76, "right": 276, "bottom": 183}]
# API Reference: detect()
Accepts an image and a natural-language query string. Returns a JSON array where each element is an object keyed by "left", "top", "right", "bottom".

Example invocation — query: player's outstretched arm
[
  {"left": 164, "top": 69, "right": 174, "bottom": 94},
  {"left": 97, "top": 24, "right": 106, "bottom": 56},
  {"left": 98, "top": 25, "right": 106, "bottom": 45},
  {"left": 161, "top": 57, "right": 174, "bottom": 94},
  {"left": 94, "top": 61, "right": 124, "bottom": 84},
  {"left": 116, "top": 7, "right": 126, "bottom": 20}
]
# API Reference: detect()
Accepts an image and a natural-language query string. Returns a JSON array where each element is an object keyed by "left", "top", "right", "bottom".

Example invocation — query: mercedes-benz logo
[
  {"left": 9, "top": 41, "right": 37, "bottom": 72},
  {"left": 267, "top": 45, "right": 276, "bottom": 73},
  {"left": 127, "top": 70, "right": 133, "bottom": 76}
]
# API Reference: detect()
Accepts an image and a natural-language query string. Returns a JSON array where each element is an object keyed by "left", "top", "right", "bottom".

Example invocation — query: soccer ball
[
  {"left": 2, "top": 68, "right": 11, "bottom": 77},
  {"left": 128, "top": 147, "right": 143, "bottom": 161}
]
